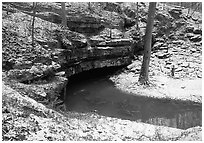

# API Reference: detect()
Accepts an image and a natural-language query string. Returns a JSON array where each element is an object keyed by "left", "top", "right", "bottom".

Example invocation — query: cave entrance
[{"left": 64, "top": 66, "right": 202, "bottom": 130}]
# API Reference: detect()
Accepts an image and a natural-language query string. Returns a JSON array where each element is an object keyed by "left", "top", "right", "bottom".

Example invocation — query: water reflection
[
  {"left": 65, "top": 78, "right": 202, "bottom": 130},
  {"left": 145, "top": 111, "right": 202, "bottom": 129}
]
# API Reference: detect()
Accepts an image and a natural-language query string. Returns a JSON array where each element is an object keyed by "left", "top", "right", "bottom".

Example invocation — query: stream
[{"left": 64, "top": 67, "right": 202, "bottom": 130}]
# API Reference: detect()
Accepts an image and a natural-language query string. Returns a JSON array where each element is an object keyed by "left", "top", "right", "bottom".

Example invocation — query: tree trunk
[
  {"left": 88, "top": 2, "right": 92, "bottom": 13},
  {"left": 31, "top": 2, "right": 37, "bottom": 47},
  {"left": 187, "top": 7, "right": 190, "bottom": 16},
  {"left": 136, "top": 2, "right": 139, "bottom": 30},
  {"left": 61, "top": 2, "right": 67, "bottom": 27},
  {"left": 138, "top": 2, "right": 156, "bottom": 85}
]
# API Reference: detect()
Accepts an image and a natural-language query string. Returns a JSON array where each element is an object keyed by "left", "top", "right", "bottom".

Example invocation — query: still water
[{"left": 65, "top": 68, "right": 202, "bottom": 130}]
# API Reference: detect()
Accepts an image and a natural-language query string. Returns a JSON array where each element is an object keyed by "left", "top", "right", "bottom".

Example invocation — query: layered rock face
[
  {"left": 4, "top": 2, "right": 135, "bottom": 80},
  {"left": 55, "top": 28, "right": 134, "bottom": 77}
]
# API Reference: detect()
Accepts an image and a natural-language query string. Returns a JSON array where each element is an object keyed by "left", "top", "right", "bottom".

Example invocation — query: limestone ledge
[{"left": 65, "top": 56, "right": 132, "bottom": 77}]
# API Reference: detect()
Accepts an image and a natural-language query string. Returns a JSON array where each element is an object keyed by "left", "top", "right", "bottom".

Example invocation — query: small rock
[
  {"left": 175, "top": 67, "right": 183, "bottom": 72},
  {"left": 130, "top": 67, "right": 140, "bottom": 72},
  {"left": 181, "top": 62, "right": 189, "bottom": 67},
  {"left": 152, "top": 42, "right": 163, "bottom": 50},
  {"left": 55, "top": 71, "right": 65, "bottom": 76},
  {"left": 194, "top": 42, "right": 202, "bottom": 46},
  {"left": 185, "top": 26, "right": 194, "bottom": 33},
  {"left": 155, "top": 37, "right": 165, "bottom": 43},
  {"left": 193, "top": 28, "right": 202, "bottom": 35},
  {"left": 188, "top": 68, "right": 194, "bottom": 73},
  {"left": 189, "top": 35, "right": 202, "bottom": 42},
  {"left": 197, "top": 73, "right": 202, "bottom": 78},
  {"left": 185, "top": 33, "right": 195, "bottom": 38},
  {"left": 177, "top": 60, "right": 183, "bottom": 65},
  {"left": 156, "top": 52, "right": 170, "bottom": 59},
  {"left": 181, "top": 86, "right": 186, "bottom": 89},
  {"left": 190, "top": 48, "right": 197, "bottom": 53},
  {"left": 172, "top": 40, "right": 184, "bottom": 44},
  {"left": 180, "top": 45, "right": 188, "bottom": 49},
  {"left": 141, "top": 17, "right": 147, "bottom": 23},
  {"left": 165, "top": 64, "right": 172, "bottom": 69},
  {"left": 174, "top": 74, "right": 180, "bottom": 79}
]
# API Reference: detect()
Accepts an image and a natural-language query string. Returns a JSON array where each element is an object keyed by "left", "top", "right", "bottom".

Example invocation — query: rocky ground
[
  {"left": 111, "top": 3, "right": 202, "bottom": 104},
  {"left": 2, "top": 2, "right": 202, "bottom": 141}
]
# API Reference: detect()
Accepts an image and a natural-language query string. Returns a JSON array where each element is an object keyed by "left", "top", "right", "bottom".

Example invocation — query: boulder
[
  {"left": 66, "top": 15, "right": 105, "bottom": 36},
  {"left": 102, "top": 2, "right": 123, "bottom": 14},
  {"left": 168, "top": 34, "right": 177, "bottom": 40},
  {"left": 55, "top": 28, "right": 88, "bottom": 49},
  {"left": 124, "top": 6, "right": 136, "bottom": 19},
  {"left": 175, "top": 20, "right": 186, "bottom": 27},
  {"left": 155, "top": 12, "right": 172, "bottom": 22},
  {"left": 2, "top": 59, "right": 15, "bottom": 71},
  {"left": 123, "top": 17, "right": 136, "bottom": 29},
  {"left": 51, "top": 48, "right": 68, "bottom": 65},
  {"left": 32, "top": 76, "right": 68, "bottom": 100},
  {"left": 168, "top": 8, "right": 182, "bottom": 19}
]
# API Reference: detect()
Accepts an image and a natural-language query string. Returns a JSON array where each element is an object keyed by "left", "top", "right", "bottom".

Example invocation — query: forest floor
[{"left": 2, "top": 2, "right": 202, "bottom": 141}]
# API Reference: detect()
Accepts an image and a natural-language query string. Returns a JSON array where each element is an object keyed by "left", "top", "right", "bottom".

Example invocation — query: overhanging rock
[
  {"left": 63, "top": 36, "right": 134, "bottom": 77},
  {"left": 65, "top": 56, "right": 132, "bottom": 77}
]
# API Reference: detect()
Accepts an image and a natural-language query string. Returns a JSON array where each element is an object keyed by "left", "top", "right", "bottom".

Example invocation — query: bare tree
[
  {"left": 88, "top": 2, "right": 92, "bottom": 13},
  {"left": 61, "top": 2, "right": 67, "bottom": 27},
  {"left": 138, "top": 2, "right": 156, "bottom": 85},
  {"left": 31, "top": 2, "right": 37, "bottom": 47},
  {"left": 110, "top": 12, "right": 112, "bottom": 38},
  {"left": 136, "top": 2, "right": 139, "bottom": 29},
  {"left": 187, "top": 6, "right": 191, "bottom": 17},
  {"left": 136, "top": 2, "right": 139, "bottom": 30}
]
